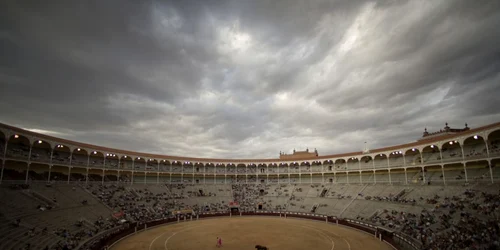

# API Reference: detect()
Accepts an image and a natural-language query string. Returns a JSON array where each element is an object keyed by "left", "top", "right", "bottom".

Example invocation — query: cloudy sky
[{"left": 1, "top": 0, "right": 500, "bottom": 159}]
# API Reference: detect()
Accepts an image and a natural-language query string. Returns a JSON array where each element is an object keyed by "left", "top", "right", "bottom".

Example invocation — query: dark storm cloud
[{"left": 1, "top": 0, "right": 500, "bottom": 159}]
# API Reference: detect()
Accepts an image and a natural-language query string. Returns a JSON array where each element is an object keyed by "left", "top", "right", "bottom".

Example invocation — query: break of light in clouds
[{"left": 1, "top": 0, "right": 500, "bottom": 159}]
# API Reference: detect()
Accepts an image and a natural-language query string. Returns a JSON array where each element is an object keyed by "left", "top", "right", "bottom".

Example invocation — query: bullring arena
[
  {"left": 112, "top": 217, "right": 392, "bottom": 250},
  {"left": 0, "top": 121, "right": 500, "bottom": 250}
]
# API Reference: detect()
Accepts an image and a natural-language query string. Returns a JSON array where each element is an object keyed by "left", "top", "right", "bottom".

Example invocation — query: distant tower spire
[{"left": 423, "top": 127, "right": 429, "bottom": 137}]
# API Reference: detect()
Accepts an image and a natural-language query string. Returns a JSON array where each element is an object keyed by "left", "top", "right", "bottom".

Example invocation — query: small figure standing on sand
[{"left": 216, "top": 237, "right": 222, "bottom": 247}]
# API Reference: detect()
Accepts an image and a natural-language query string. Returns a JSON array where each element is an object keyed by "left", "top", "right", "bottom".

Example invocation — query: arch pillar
[
  {"left": 388, "top": 169, "right": 392, "bottom": 185},
  {"left": 25, "top": 163, "right": 31, "bottom": 184},
  {"left": 68, "top": 166, "right": 72, "bottom": 184},
  {"left": 387, "top": 157, "right": 392, "bottom": 185},
  {"left": 441, "top": 165, "right": 446, "bottom": 185},
  {"left": 488, "top": 160, "right": 493, "bottom": 183},
  {"left": 485, "top": 138, "right": 491, "bottom": 158},
  {"left": 0, "top": 140, "right": 7, "bottom": 184},
  {"left": 0, "top": 160, "right": 4, "bottom": 184},
  {"left": 404, "top": 168, "right": 407, "bottom": 185},
  {"left": 421, "top": 166, "right": 426, "bottom": 184},
  {"left": 25, "top": 144, "right": 34, "bottom": 183},
  {"left": 460, "top": 145, "right": 468, "bottom": 183},
  {"left": 85, "top": 168, "right": 89, "bottom": 184},
  {"left": 463, "top": 162, "right": 468, "bottom": 183},
  {"left": 47, "top": 165, "right": 52, "bottom": 183}
]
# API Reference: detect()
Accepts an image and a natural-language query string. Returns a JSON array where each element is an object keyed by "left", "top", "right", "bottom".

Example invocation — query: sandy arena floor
[{"left": 111, "top": 216, "right": 394, "bottom": 250}]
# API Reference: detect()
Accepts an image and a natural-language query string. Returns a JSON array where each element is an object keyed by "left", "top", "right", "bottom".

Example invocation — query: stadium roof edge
[{"left": 0, "top": 121, "right": 499, "bottom": 163}]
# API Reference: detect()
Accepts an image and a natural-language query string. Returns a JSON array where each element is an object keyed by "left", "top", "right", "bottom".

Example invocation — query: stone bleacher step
[
  {"left": 0, "top": 227, "right": 28, "bottom": 250},
  {"left": 21, "top": 189, "right": 56, "bottom": 208}
]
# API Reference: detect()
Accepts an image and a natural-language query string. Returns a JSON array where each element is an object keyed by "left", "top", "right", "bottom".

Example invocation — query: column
[
  {"left": 372, "top": 158, "right": 376, "bottom": 184},
  {"left": 441, "top": 165, "right": 446, "bottom": 185},
  {"left": 25, "top": 163, "right": 31, "bottom": 184},
  {"left": 488, "top": 160, "right": 494, "bottom": 183},
  {"left": 463, "top": 163, "right": 468, "bottom": 183},
  {"left": 2, "top": 140, "right": 7, "bottom": 158},
  {"left": 49, "top": 147, "right": 53, "bottom": 166},
  {"left": 69, "top": 152, "right": 73, "bottom": 167},
  {"left": 85, "top": 168, "right": 89, "bottom": 184},
  {"left": 422, "top": 167, "right": 426, "bottom": 184},
  {"left": 67, "top": 167, "right": 71, "bottom": 184},
  {"left": 86, "top": 154, "right": 90, "bottom": 169},
  {"left": 460, "top": 145, "right": 468, "bottom": 183},
  {"left": 388, "top": 169, "right": 392, "bottom": 185},
  {"left": 0, "top": 140, "right": 8, "bottom": 184},
  {"left": 386, "top": 157, "right": 392, "bottom": 185},
  {"left": 484, "top": 140, "right": 494, "bottom": 183},
  {"left": 25, "top": 144, "right": 33, "bottom": 183},
  {"left": 144, "top": 172, "right": 147, "bottom": 184},
  {"left": 346, "top": 172, "right": 349, "bottom": 184},
  {"left": 28, "top": 144, "right": 34, "bottom": 162},
  {"left": 47, "top": 165, "right": 52, "bottom": 182},
  {"left": 102, "top": 169, "right": 105, "bottom": 184},
  {"left": 0, "top": 160, "right": 5, "bottom": 184},
  {"left": 157, "top": 162, "right": 160, "bottom": 185},
  {"left": 404, "top": 168, "right": 407, "bottom": 185}
]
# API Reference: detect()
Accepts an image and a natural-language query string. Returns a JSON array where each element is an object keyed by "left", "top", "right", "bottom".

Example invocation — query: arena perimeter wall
[{"left": 80, "top": 212, "right": 421, "bottom": 250}]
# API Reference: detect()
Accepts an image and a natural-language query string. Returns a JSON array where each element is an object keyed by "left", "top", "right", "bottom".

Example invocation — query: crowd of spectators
[
  {"left": 3, "top": 178, "right": 500, "bottom": 250},
  {"left": 369, "top": 187, "right": 500, "bottom": 250}
]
